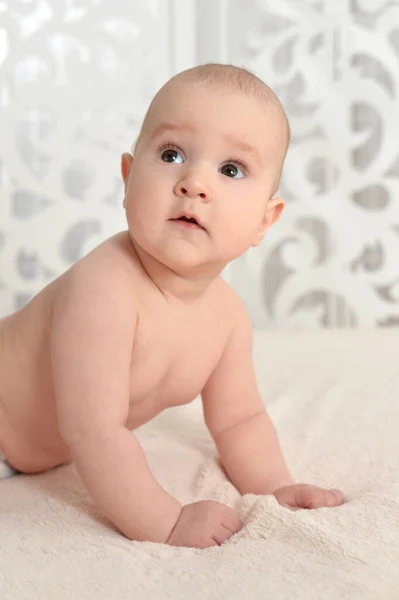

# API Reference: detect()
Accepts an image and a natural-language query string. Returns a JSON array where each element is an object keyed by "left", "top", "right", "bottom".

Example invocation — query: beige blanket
[{"left": 1, "top": 330, "right": 399, "bottom": 599}]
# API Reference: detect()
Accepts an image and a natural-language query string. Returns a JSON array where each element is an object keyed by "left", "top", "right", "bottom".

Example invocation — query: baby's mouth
[
  {"left": 178, "top": 216, "right": 199, "bottom": 225},
  {"left": 170, "top": 215, "right": 207, "bottom": 231}
]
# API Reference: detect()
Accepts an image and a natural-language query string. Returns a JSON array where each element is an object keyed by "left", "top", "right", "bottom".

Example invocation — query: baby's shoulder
[
  {"left": 76, "top": 231, "right": 138, "bottom": 273},
  {"left": 58, "top": 232, "right": 140, "bottom": 306},
  {"left": 213, "top": 277, "right": 250, "bottom": 325}
]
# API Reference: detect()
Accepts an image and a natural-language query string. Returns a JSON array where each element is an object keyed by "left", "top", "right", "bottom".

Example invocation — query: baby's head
[{"left": 121, "top": 63, "right": 290, "bottom": 276}]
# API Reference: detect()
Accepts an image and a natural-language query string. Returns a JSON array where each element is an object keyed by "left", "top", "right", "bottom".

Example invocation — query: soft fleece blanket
[{"left": 1, "top": 330, "right": 399, "bottom": 599}]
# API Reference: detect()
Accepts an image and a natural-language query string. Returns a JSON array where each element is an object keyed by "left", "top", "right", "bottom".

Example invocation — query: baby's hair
[
  {"left": 132, "top": 63, "right": 290, "bottom": 192},
  {"left": 183, "top": 64, "right": 289, "bottom": 130},
  {"left": 185, "top": 63, "right": 291, "bottom": 166}
]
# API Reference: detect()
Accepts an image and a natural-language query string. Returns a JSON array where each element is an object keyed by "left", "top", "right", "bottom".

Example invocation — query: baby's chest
[{"left": 128, "top": 325, "right": 224, "bottom": 411}]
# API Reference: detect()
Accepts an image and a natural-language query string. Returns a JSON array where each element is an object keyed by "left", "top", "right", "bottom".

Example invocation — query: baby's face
[{"left": 122, "top": 81, "right": 285, "bottom": 274}]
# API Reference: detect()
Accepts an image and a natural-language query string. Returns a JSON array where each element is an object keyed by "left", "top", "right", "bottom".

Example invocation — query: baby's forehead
[
  {"left": 149, "top": 86, "right": 280, "bottom": 134},
  {"left": 136, "top": 79, "right": 289, "bottom": 159}
]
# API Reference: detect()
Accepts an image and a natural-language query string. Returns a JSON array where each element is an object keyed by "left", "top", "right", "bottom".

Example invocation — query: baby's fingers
[
  {"left": 213, "top": 525, "right": 237, "bottom": 546},
  {"left": 295, "top": 487, "right": 324, "bottom": 509},
  {"left": 298, "top": 487, "right": 345, "bottom": 509},
  {"left": 222, "top": 512, "right": 242, "bottom": 535},
  {"left": 317, "top": 488, "right": 345, "bottom": 508},
  {"left": 328, "top": 489, "right": 345, "bottom": 506}
]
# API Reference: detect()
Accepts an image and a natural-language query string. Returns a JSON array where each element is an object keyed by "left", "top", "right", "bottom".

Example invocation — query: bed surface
[{"left": 1, "top": 329, "right": 399, "bottom": 599}]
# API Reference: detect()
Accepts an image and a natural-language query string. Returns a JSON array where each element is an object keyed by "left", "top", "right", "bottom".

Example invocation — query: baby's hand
[
  {"left": 166, "top": 500, "right": 242, "bottom": 549},
  {"left": 273, "top": 483, "right": 345, "bottom": 511}
]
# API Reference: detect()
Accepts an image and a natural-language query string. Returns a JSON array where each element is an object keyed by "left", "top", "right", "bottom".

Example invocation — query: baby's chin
[
  {"left": 155, "top": 246, "right": 214, "bottom": 275},
  {"left": 128, "top": 228, "right": 244, "bottom": 278},
  {"left": 154, "top": 239, "right": 250, "bottom": 274},
  {"left": 129, "top": 232, "right": 207, "bottom": 270}
]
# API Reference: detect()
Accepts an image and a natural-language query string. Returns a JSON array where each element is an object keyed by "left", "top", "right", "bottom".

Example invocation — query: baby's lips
[{"left": 170, "top": 214, "right": 207, "bottom": 232}]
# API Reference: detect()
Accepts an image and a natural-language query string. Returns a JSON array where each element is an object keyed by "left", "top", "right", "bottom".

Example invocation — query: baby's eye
[
  {"left": 219, "top": 162, "right": 246, "bottom": 179},
  {"left": 160, "top": 146, "right": 184, "bottom": 164}
]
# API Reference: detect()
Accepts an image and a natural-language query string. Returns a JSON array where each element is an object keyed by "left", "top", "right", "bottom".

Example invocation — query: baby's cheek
[{"left": 226, "top": 213, "right": 260, "bottom": 246}]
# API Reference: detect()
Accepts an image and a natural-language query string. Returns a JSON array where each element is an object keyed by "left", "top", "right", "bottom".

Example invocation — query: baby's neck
[{"left": 128, "top": 236, "right": 221, "bottom": 304}]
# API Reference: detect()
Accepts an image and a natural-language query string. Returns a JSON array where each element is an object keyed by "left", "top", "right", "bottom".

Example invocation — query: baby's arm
[
  {"left": 50, "top": 262, "right": 181, "bottom": 542},
  {"left": 202, "top": 301, "right": 293, "bottom": 495},
  {"left": 202, "top": 299, "right": 344, "bottom": 509}
]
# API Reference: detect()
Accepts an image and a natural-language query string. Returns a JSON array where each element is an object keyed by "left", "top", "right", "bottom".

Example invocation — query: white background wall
[{"left": 1, "top": 0, "right": 399, "bottom": 328}]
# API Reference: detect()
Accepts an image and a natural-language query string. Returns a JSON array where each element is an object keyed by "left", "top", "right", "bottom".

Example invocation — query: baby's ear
[
  {"left": 251, "top": 197, "right": 285, "bottom": 247},
  {"left": 121, "top": 153, "right": 134, "bottom": 208}
]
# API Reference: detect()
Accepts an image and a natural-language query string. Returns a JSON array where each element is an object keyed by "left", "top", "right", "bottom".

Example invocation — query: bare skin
[
  {"left": 0, "top": 67, "right": 345, "bottom": 548},
  {"left": 0, "top": 232, "right": 244, "bottom": 544},
  {"left": 0, "top": 232, "right": 233, "bottom": 473}
]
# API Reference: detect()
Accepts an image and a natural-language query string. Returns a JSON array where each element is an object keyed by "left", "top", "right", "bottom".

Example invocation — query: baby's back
[
  {"left": 0, "top": 232, "right": 237, "bottom": 473},
  {"left": 0, "top": 273, "right": 71, "bottom": 472}
]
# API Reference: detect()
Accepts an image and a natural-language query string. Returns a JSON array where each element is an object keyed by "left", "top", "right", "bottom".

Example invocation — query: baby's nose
[
  {"left": 179, "top": 185, "right": 206, "bottom": 199},
  {"left": 174, "top": 177, "right": 212, "bottom": 202}
]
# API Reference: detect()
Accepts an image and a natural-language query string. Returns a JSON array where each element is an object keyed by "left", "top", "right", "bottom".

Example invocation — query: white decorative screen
[{"left": 1, "top": 0, "right": 398, "bottom": 328}]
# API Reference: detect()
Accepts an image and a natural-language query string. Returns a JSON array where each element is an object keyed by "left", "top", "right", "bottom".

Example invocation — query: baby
[{"left": 0, "top": 63, "right": 344, "bottom": 548}]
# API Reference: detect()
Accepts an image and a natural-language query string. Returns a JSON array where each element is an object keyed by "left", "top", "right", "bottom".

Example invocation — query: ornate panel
[
  {"left": 1, "top": 0, "right": 398, "bottom": 328},
  {"left": 221, "top": 0, "right": 399, "bottom": 327},
  {"left": 0, "top": 0, "right": 180, "bottom": 314}
]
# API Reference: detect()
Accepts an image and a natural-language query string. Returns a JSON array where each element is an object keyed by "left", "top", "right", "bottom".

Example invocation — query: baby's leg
[{"left": 0, "top": 451, "right": 20, "bottom": 480}]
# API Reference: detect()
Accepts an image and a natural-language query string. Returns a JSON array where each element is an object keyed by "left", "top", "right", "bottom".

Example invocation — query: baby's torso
[
  {"left": 0, "top": 234, "right": 234, "bottom": 471},
  {"left": 125, "top": 293, "right": 227, "bottom": 430}
]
